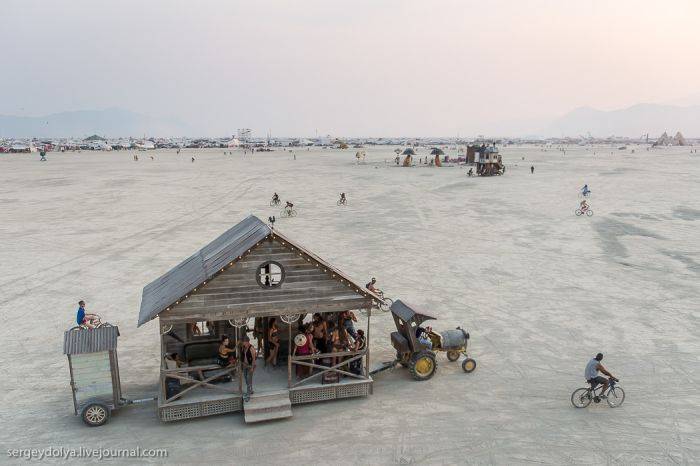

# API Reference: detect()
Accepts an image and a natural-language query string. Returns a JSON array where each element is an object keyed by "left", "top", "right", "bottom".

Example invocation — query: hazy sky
[{"left": 2, "top": 0, "right": 699, "bottom": 136}]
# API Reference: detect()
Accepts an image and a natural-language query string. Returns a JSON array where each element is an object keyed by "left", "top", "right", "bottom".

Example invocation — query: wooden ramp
[{"left": 243, "top": 390, "right": 292, "bottom": 423}]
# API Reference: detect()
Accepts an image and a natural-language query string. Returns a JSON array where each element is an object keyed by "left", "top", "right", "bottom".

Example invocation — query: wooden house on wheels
[{"left": 138, "top": 215, "right": 381, "bottom": 423}]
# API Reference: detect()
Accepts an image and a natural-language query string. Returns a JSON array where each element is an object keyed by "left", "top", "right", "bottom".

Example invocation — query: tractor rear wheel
[
  {"left": 446, "top": 350, "right": 460, "bottom": 362},
  {"left": 408, "top": 351, "right": 437, "bottom": 381}
]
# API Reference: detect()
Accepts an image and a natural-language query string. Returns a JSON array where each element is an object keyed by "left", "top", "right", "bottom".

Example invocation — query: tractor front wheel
[
  {"left": 462, "top": 358, "right": 477, "bottom": 373},
  {"left": 408, "top": 351, "right": 437, "bottom": 381}
]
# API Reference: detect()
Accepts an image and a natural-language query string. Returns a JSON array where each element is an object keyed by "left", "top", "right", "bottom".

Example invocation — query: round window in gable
[{"left": 256, "top": 261, "right": 285, "bottom": 288}]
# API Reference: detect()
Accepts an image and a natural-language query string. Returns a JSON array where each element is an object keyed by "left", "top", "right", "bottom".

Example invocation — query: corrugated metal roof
[
  {"left": 138, "top": 215, "right": 271, "bottom": 326},
  {"left": 63, "top": 326, "right": 120, "bottom": 355},
  {"left": 390, "top": 300, "right": 436, "bottom": 324}
]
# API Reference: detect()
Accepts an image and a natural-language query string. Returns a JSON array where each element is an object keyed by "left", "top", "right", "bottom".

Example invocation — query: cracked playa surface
[{"left": 0, "top": 145, "right": 698, "bottom": 464}]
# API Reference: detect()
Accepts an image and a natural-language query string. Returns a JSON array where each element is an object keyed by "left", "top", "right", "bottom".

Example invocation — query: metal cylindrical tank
[{"left": 440, "top": 329, "right": 467, "bottom": 350}]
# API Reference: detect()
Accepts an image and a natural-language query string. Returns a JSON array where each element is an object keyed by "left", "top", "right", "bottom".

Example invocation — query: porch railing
[
  {"left": 161, "top": 364, "right": 240, "bottom": 405},
  {"left": 289, "top": 349, "right": 367, "bottom": 388}
]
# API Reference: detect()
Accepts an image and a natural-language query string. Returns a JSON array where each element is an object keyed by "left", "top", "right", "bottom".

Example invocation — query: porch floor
[{"left": 162, "top": 358, "right": 370, "bottom": 406}]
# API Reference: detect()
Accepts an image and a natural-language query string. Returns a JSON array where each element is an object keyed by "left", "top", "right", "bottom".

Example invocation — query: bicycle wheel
[
  {"left": 378, "top": 297, "right": 393, "bottom": 312},
  {"left": 575, "top": 209, "right": 582, "bottom": 216},
  {"left": 571, "top": 388, "right": 592, "bottom": 408},
  {"left": 606, "top": 386, "right": 625, "bottom": 407},
  {"left": 586, "top": 210, "right": 593, "bottom": 217},
  {"left": 290, "top": 209, "right": 297, "bottom": 217}
]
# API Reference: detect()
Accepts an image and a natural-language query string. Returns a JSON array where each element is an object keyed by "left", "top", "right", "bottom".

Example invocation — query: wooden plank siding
[
  {"left": 158, "top": 236, "right": 373, "bottom": 323},
  {"left": 72, "top": 352, "right": 115, "bottom": 406}
]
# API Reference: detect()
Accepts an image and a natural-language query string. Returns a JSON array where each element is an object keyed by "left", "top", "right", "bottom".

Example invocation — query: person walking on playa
[
  {"left": 530, "top": 165, "right": 534, "bottom": 174},
  {"left": 241, "top": 335, "right": 256, "bottom": 400},
  {"left": 191, "top": 156, "right": 195, "bottom": 163}
]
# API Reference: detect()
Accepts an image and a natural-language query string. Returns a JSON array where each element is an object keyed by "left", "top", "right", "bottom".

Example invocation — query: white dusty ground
[{"left": 1, "top": 145, "right": 699, "bottom": 465}]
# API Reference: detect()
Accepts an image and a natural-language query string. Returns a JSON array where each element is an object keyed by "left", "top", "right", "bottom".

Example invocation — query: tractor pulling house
[
  {"left": 63, "top": 215, "right": 476, "bottom": 426},
  {"left": 137, "top": 215, "right": 381, "bottom": 423}
]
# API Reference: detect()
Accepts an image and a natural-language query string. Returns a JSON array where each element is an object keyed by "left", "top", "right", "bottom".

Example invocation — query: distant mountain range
[
  {"left": 544, "top": 103, "right": 700, "bottom": 138},
  {"left": 0, "top": 108, "right": 191, "bottom": 138},
  {"left": 1, "top": 103, "right": 698, "bottom": 139}
]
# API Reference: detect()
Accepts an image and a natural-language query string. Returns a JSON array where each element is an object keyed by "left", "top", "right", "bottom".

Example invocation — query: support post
[
  {"left": 159, "top": 327, "right": 166, "bottom": 402},
  {"left": 287, "top": 323, "right": 292, "bottom": 388},
  {"left": 366, "top": 307, "right": 371, "bottom": 388},
  {"left": 236, "top": 326, "right": 243, "bottom": 395}
]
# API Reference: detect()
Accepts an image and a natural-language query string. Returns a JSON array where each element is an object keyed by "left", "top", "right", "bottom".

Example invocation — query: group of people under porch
[
  {"left": 162, "top": 311, "right": 367, "bottom": 400},
  {"left": 254, "top": 311, "right": 367, "bottom": 380}
]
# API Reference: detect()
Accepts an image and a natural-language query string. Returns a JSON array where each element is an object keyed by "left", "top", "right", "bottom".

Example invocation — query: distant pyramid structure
[
  {"left": 673, "top": 131, "right": 687, "bottom": 146},
  {"left": 653, "top": 131, "right": 687, "bottom": 146}
]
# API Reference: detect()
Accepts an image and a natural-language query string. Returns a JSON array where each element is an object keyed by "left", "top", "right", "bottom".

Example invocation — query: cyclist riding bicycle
[
  {"left": 585, "top": 353, "right": 617, "bottom": 397},
  {"left": 272, "top": 192, "right": 280, "bottom": 203},
  {"left": 285, "top": 201, "right": 294, "bottom": 209},
  {"left": 76, "top": 300, "right": 99, "bottom": 329},
  {"left": 581, "top": 184, "right": 591, "bottom": 196},
  {"left": 579, "top": 199, "right": 589, "bottom": 212},
  {"left": 365, "top": 277, "right": 382, "bottom": 296},
  {"left": 339, "top": 192, "right": 346, "bottom": 203}
]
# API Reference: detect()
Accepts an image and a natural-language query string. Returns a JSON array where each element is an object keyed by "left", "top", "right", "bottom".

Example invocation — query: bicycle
[
  {"left": 270, "top": 197, "right": 281, "bottom": 206},
  {"left": 571, "top": 378, "right": 625, "bottom": 408},
  {"left": 374, "top": 290, "right": 394, "bottom": 312},
  {"left": 575, "top": 207, "right": 593, "bottom": 217},
  {"left": 70, "top": 314, "right": 113, "bottom": 331},
  {"left": 281, "top": 206, "right": 297, "bottom": 217},
  {"left": 337, "top": 197, "right": 347, "bottom": 206}
]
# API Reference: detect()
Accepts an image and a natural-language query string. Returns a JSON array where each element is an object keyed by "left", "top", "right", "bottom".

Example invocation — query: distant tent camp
[{"left": 85, "top": 134, "right": 106, "bottom": 141}]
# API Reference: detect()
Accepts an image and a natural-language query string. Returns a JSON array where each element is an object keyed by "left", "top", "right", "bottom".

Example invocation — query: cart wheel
[
  {"left": 446, "top": 350, "right": 460, "bottom": 362},
  {"left": 462, "top": 358, "right": 477, "bottom": 373},
  {"left": 81, "top": 402, "right": 110, "bottom": 427},
  {"left": 408, "top": 351, "right": 437, "bottom": 381}
]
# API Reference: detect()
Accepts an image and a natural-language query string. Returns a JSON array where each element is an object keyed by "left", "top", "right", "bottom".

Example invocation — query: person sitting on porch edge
[{"left": 217, "top": 336, "right": 237, "bottom": 367}]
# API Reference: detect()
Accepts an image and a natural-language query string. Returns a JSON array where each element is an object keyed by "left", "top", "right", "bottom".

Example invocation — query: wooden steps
[{"left": 243, "top": 390, "right": 292, "bottom": 423}]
